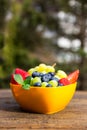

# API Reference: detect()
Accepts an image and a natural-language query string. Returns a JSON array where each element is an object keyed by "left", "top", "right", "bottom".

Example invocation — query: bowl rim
[{"left": 10, "top": 82, "right": 77, "bottom": 89}]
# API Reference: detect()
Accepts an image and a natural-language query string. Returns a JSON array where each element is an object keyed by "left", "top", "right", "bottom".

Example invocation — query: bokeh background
[{"left": 0, "top": 0, "right": 87, "bottom": 90}]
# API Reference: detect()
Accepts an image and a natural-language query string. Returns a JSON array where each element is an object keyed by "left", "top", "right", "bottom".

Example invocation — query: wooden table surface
[{"left": 0, "top": 89, "right": 87, "bottom": 130}]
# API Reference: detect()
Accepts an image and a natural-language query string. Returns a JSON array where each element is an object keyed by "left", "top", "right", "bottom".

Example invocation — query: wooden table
[{"left": 0, "top": 89, "right": 87, "bottom": 130}]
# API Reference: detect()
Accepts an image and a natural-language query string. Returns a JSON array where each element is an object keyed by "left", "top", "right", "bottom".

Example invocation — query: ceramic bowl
[{"left": 10, "top": 82, "right": 77, "bottom": 114}]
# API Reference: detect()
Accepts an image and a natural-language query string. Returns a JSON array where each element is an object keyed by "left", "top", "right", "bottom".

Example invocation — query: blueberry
[
  {"left": 33, "top": 82, "right": 41, "bottom": 87},
  {"left": 32, "top": 71, "right": 40, "bottom": 77},
  {"left": 58, "top": 83, "right": 63, "bottom": 86},
  {"left": 51, "top": 77, "right": 59, "bottom": 81},
  {"left": 41, "top": 74, "right": 52, "bottom": 82},
  {"left": 39, "top": 73, "right": 44, "bottom": 77},
  {"left": 46, "top": 84, "right": 52, "bottom": 87},
  {"left": 48, "top": 72, "right": 55, "bottom": 77},
  {"left": 47, "top": 73, "right": 52, "bottom": 80},
  {"left": 41, "top": 75, "right": 49, "bottom": 82}
]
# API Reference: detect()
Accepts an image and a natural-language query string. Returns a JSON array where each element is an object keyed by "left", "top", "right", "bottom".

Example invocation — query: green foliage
[
  {"left": 0, "top": 34, "right": 4, "bottom": 49},
  {"left": 14, "top": 74, "right": 24, "bottom": 85},
  {"left": 0, "top": 0, "right": 87, "bottom": 90},
  {"left": 0, "top": 0, "right": 9, "bottom": 29},
  {"left": 14, "top": 74, "right": 31, "bottom": 90}
]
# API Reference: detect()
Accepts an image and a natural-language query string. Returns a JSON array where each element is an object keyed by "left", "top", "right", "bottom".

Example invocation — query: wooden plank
[{"left": 0, "top": 89, "right": 87, "bottom": 129}]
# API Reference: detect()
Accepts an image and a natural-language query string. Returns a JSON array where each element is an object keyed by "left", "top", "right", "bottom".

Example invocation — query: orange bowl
[{"left": 10, "top": 82, "right": 77, "bottom": 114}]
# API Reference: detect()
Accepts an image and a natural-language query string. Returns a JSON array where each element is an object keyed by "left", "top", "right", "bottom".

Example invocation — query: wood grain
[{"left": 0, "top": 89, "right": 87, "bottom": 130}]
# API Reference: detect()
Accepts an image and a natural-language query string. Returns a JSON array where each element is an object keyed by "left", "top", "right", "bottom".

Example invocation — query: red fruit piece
[
  {"left": 10, "top": 74, "right": 18, "bottom": 85},
  {"left": 15, "top": 68, "right": 30, "bottom": 80},
  {"left": 67, "top": 70, "right": 79, "bottom": 84},
  {"left": 59, "top": 78, "right": 70, "bottom": 86},
  {"left": 10, "top": 68, "right": 30, "bottom": 84}
]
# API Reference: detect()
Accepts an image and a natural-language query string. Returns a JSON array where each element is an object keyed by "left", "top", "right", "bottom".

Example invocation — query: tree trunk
[{"left": 78, "top": 3, "right": 86, "bottom": 90}]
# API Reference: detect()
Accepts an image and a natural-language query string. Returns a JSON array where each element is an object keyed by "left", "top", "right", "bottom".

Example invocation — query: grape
[
  {"left": 41, "top": 82, "right": 48, "bottom": 87},
  {"left": 35, "top": 66, "right": 39, "bottom": 71},
  {"left": 38, "top": 63, "right": 47, "bottom": 72},
  {"left": 46, "top": 66, "right": 55, "bottom": 73},
  {"left": 48, "top": 80, "right": 58, "bottom": 87},
  {"left": 28, "top": 68, "right": 35, "bottom": 75},
  {"left": 30, "top": 78, "right": 34, "bottom": 86},
  {"left": 56, "top": 70, "right": 67, "bottom": 78},
  {"left": 54, "top": 75, "right": 60, "bottom": 79},
  {"left": 32, "top": 77, "right": 41, "bottom": 85}
]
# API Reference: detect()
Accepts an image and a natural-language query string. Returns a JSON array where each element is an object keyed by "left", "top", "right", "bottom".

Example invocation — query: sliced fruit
[
  {"left": 10, "top": 68, "right": 30, "bottom": 85},
  {"left": 10, "top": 74, "right": 18, "bottom": 85},
  {"left": 67, "top": 70, "right": 79, "bottom": 83},
  {"left": 58, "top": 78, "right": 70, "bottom": 86},
  {"left": 15, "top": 68, "right": 29, "bottom": 80},
  {"left": 10, "top": 64, "right": 79, "bottom": 88}
]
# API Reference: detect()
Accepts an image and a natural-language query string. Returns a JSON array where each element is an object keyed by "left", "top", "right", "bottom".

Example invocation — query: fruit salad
[{"left": 10, "top": 63, "right": 79, "bottom": 90}]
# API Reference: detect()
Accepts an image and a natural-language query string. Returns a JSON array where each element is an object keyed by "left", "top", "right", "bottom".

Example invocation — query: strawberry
[
  {"left": 59, "top": 78, "right": 70, "bottom": 86},
  {"left": 10, "top": 74, "right": 18, "bottom": 85},
  {"left": 14, "top": 68, "right": 30, "bottom": 80},
  {"left": 10, "top": 68, "right": 30, "bottom": 84},
  {"left": 67, "top": 69, "right": 79, "bottom": 83}
]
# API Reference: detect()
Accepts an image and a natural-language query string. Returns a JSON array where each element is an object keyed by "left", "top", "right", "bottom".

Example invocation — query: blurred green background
[{"left": 0, "top": 0, "right": 87, "bottom": 90}]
